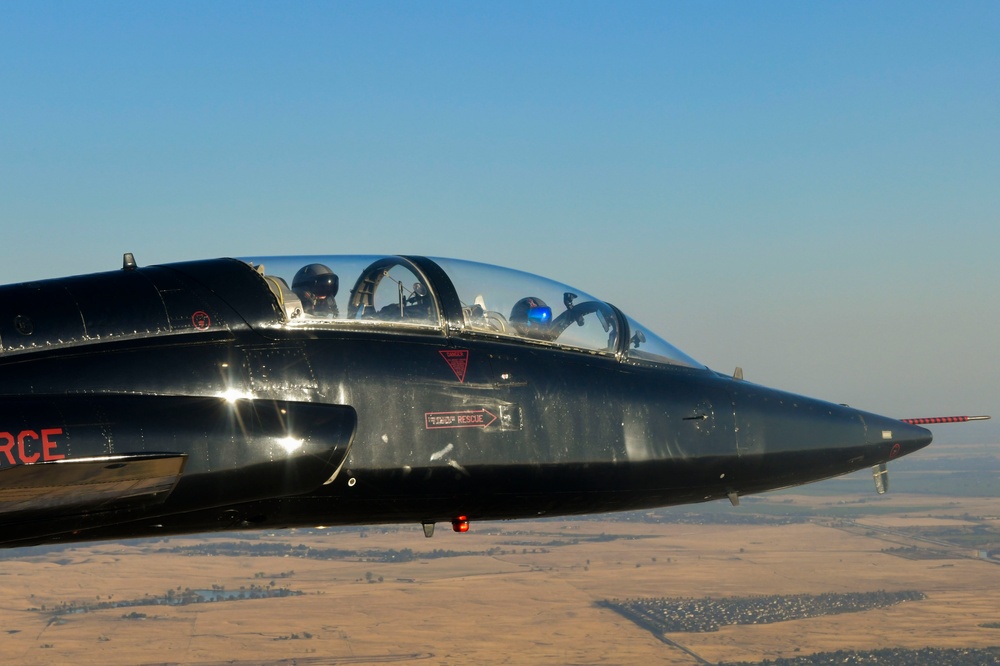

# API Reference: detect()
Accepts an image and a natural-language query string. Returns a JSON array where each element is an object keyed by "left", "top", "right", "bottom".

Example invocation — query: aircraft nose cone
[{"left": 862, "top": 412, "right": 932, "bottom": 462}]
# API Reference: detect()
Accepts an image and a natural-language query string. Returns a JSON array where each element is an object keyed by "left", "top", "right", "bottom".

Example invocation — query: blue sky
[{"left": 1, "top": 2, "right": 997, "bottom": 443}]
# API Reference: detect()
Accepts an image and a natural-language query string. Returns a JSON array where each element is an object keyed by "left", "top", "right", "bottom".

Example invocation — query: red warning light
[{"left": 452, "top": 516, "right": 470, "bottom": 533}]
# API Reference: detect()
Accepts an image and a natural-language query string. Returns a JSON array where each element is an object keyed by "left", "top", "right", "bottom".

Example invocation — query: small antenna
[{"left": 122, "top": 252, "right": 138, "bottom": 271}]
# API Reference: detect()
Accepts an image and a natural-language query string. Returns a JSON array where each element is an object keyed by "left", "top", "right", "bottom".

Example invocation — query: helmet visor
[{"left": 311, "top": 274, "right": 339, "bottom": 298}]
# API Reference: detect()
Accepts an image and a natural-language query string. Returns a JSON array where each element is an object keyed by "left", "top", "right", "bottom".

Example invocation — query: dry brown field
[{"left": 1, "top": 492, "right": 998, "bottom": 665}]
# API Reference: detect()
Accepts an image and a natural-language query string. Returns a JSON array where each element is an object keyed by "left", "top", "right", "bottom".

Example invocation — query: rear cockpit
[
  {"left": 247, "top": 255, "right": 442, "bottom": 328},
  {"left": 244, "top": 255, "right": 703, "bottom": 369}
]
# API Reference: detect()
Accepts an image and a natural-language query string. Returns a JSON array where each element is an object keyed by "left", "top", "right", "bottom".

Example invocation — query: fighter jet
[{"left": 0, "top": 254, "right": 986, "bottom": 547}]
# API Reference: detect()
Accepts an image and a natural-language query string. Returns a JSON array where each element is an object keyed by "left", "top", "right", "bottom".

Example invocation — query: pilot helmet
[
  {"left": 292, "top": 263, "right": 339, "bottom": 299},
  {"left": 510, "top": 296, "right": 552, "bottom": 336}
]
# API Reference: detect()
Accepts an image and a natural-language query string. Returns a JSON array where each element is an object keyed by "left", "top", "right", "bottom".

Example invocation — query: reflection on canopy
[{"left": 242, "top": 255, "right": 702, "bottom": 369}]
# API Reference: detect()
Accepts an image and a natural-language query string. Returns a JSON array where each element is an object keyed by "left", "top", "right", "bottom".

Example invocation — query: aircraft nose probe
[
  {"left": 870, "top": 415, "right": 990, "bottom": 495},
  {"left": 899, "top": 415, "right": 992, "bottom": 425}
]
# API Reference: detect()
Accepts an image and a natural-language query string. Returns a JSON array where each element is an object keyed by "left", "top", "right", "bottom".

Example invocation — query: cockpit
[{"left": 242, "top": 255, "right": 702, "bottom": 369}]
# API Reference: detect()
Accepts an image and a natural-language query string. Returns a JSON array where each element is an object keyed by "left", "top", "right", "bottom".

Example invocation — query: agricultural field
[{"left": 1, "top": 482, "right": 998, "bottom": 665}]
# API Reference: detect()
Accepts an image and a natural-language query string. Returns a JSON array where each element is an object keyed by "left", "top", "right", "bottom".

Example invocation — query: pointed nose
[{"left": 861, "top": 411, "right": 933, "bottom": 462}]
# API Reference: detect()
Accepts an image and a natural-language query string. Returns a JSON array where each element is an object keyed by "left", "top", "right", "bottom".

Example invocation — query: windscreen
[{"left": 621, "top": 314, "right": 704, "bottom": 368}]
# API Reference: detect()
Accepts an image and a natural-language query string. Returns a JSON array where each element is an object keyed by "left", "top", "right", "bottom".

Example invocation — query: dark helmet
[
  {"left": 292, "top": 263, "right": 339, "bottom": 298},
  {"left": 510, "top": 296, "right": 552, "bottom": 336}
]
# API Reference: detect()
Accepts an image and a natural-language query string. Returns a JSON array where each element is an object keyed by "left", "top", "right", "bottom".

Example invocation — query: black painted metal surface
[{"left": 0, "top": 256, "right": 932, "bottom": 547}]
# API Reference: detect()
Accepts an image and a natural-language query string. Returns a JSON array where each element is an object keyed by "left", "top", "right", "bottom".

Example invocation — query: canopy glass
[{"left": 242, "top": 255, "right": 702, "bottom": 369}]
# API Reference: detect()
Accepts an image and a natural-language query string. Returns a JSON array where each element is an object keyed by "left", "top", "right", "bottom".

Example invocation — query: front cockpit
[{"left": 242, "top": 255, "right": 703, "bottom": 369}]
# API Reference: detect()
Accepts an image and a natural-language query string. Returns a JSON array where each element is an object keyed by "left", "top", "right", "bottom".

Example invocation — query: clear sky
[{"left": 1, "top": 2, "right": 997, "bottom": 443}]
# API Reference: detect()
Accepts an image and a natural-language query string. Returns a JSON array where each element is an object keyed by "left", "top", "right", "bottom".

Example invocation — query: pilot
[
  {"left": 292, "top": 263, "right": 340, "bottom": 318},
  {"left": 509, "top": 296, "right": 552, "bottom": 339}
]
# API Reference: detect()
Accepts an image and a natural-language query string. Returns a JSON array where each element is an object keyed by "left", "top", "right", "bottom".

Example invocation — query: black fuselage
[{"left": 0, "top": 257, "right": 931, "bottom": 547}]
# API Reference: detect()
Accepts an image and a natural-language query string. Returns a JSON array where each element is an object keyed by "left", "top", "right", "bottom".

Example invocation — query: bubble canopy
[{"left": 241, "top": 255, "right": 703, "bottom": 369}]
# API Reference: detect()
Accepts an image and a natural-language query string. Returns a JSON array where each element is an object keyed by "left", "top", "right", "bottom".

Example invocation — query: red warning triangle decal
[{"left": 439, "top": 349, "right": 469, "bottom": 383}]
